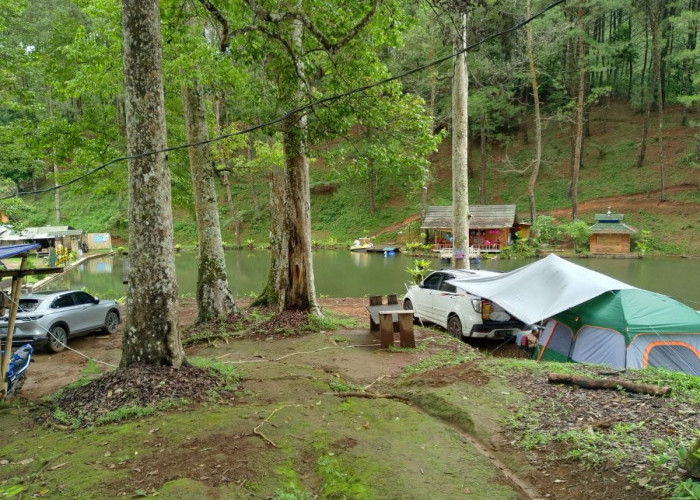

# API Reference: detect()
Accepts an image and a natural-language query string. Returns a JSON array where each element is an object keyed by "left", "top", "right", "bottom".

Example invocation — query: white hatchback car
[{"left": 403, "top": 269, "right": 528, "bottom": 339}]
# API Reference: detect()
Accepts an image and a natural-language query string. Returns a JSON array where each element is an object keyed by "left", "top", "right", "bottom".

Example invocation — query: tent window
[{"left": 644, "top": 343, "right": 700, "bottom": 376}]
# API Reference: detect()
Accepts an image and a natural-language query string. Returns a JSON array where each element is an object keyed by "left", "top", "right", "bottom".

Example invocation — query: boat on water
[{"left": 350, "top": 238, "right": 373, "bottom": 252}]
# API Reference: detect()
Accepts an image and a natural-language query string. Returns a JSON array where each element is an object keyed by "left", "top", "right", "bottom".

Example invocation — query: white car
[{"left": 403, "top": 269, "right": 528, "bottom": 339}]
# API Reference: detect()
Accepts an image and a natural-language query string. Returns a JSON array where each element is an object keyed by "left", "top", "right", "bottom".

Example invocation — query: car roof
[
  {"left": 20, "top": 290, "right": 74, "bottom": 300},
  {"left": 434, "top": 268, "right": 501, "bottom": 278}
]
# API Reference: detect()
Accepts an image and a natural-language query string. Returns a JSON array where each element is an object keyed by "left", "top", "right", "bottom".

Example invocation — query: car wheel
[
  {"left": 403, "top": 299, "right": 418, "bottom": 324},
  {"left": 47, "top": 325, "right": 68, "bottom": 353},
  {"left": 447, "top": 316, "right": 463, "bottom": 338},
  {"left": 104, "top": 310, "right": 119, "bottom": 334}
]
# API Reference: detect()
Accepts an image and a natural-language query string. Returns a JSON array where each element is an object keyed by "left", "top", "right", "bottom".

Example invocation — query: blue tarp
[{"left": 0, "top": 244, "right": 40, "bottom": 260}]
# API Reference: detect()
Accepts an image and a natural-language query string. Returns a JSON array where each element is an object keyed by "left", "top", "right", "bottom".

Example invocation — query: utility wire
[{"left": 1, "top": 0, "right": 567, "bottom": 201}]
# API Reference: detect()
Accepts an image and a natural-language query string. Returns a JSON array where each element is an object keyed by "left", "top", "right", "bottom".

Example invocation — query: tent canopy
[
  {"left": 555, "top": 289, "right": 700, "bottom": 340},
  {"left": 447, "top": 254, "right": 635, "bottom": 324},
  {"left": 0, "top": 244, "right": 40, "bottom": 260}
]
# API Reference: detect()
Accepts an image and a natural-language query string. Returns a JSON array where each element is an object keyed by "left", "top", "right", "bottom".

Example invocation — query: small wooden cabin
[
  {"left": 421, "top": 205, "right": 518, "bottom": 253},
  {"left": 589, "top": 212, "right": 637, "bottom": 254},
  {"left": 0, "top": 225, "right": 86, "bottom": 253}
]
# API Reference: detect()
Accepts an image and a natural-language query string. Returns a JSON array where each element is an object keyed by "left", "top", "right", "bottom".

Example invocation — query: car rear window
[{"left": 18, "top": 299, "right": 40, "bottom": 312}]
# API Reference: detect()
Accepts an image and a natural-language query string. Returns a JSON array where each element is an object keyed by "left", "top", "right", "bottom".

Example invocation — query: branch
[
  {"left": 197, "top": 0, "right": 230, "bottom": 52},
  {"left": 547, "top": 373, "right": 672, "bottom": 397}
]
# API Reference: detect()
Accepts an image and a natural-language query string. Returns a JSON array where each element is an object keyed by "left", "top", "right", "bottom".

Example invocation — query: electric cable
[{"left": 0, "top": 0, "right": 567, "bottom": 201}]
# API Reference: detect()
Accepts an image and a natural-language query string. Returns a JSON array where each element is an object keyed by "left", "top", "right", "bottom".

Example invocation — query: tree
[
  {"left": 452, "top": 10, "right": 470, "bottom": 269},
  {"left": 526, "top": 0, "right": 543, "bottom": 226},
  {"left": 120, "top": 0, "right": 184, "bottom": 367},
  {"left": 181, "top": 82, "right": 237, "bottom": 323}
]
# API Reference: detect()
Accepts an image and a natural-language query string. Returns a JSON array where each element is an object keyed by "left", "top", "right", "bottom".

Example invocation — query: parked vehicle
[
  {"left": 0, "top": 290, "right": 120, "bottom": 353},
  {"left": 3, "top": 344, "right": 33, "bottom": 395},
  {"left": 403, "top": 269, "right": 528, "bottom": 339}
]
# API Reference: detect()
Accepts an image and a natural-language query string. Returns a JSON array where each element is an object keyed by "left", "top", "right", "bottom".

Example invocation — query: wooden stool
[{"left": 378, "top": 310, "right": 415, "bottom": 348}]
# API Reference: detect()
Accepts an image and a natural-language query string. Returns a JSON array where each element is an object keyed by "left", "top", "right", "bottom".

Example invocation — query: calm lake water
[{"left": 42, "top": 251, "right": 700, "bottom": 308}]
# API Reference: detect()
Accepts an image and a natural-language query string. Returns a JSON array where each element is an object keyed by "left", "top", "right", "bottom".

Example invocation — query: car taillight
[
  {"left": 470, "top": 298, "right": 481, "bottom": 313},
  {"left": 481, "top": 299, "right": 492, "bottom": 320}
]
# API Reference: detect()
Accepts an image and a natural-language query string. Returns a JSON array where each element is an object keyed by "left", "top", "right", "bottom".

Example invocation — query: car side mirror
[{"left": 93, "top": 297, "right": 100, "bottom": 304}]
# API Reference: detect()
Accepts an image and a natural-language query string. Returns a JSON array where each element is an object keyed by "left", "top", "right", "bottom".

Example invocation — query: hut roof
[
  {"left": 421, "top": 205, "right": 517, "bottom": 230},
  {"left": 0, "top": 226, "right": 84, "bottom": 242},
  {"left": 590, "top": 214, "right": 637, "bottom": 234}
]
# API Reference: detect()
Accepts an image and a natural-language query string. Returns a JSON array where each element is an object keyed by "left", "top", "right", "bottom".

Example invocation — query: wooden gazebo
[
  {"left": 421, "top": 205, "right": 518, "bottom": 253},
  {"left": 589, "top": 212, "right": 637, "bottom": 255}
]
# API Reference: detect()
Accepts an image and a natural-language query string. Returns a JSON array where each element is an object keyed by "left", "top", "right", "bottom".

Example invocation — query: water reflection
[{"left": 43, "top": 251, "right": 700, "bottom": 308}]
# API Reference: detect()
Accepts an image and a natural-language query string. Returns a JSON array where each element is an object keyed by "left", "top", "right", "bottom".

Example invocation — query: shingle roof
[
  {"left": 421, "top": 205, "right": 517, "bottom": 230},
  {"left": 0, "top": 226, "right": 84, "bottom": 242},
  {"left": 589, "top": 222, "right": 637, "bottom": 234},
  {"left": 590, "top": 213, "right": 637, "bottom": 234}
]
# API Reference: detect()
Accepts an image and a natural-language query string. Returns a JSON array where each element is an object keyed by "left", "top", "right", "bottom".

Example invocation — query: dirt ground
[{"left": 10, "top": 297, "right": 695, "bottom": 500}]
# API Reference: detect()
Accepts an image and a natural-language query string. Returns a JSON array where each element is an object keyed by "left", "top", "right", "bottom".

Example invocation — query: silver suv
[
  {"left": 403, "top": 269, "right": 528, "bottom": 339},
  {"left": 0, "top": 290, "right": 120, "bottom": 353}
]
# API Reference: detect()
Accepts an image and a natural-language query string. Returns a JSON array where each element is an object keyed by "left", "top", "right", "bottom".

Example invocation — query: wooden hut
[
  {"left": 0, "top": 226, "right": 85, "bottom": 254},
  {"left": 589, "top": 212, "right": 637, "bottom": 255},
  {"left": 421, "top": 205, "right": 518, "bottom": 253}
]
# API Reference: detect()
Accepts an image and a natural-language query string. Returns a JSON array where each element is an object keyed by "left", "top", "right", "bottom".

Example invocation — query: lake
[{"left": 41, "top": 251, "right": 700, "bottom": 308}]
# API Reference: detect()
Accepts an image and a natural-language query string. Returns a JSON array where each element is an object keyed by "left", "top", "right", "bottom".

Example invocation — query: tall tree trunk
[
  {"left": 247, "top": 134, "right": 261, "bottom": 219},
  {"left": 368, "top": 161, "right": 376, "bottom": 213},
  {"left": 53, "top": 160, "right": 61, "bottom": 224},
  {"left": 452, "top": 11, "right": 470, "bottom": 270},
  {"left": 222, "top": 172, "right": 241, "bottom": 247},
  {"left": 48, "top": 98, "right": 61, "bottom": 223},
  {"left": 652, "top": 12, "right": 665, "bottom": 202},
  {"left": 212, "top": 93, "right": 241, "bottom": 245},
  {"left": 637, "top": 17, "right": 651, "bottom": 168},
  {"left": 421, "top": 21, "right": 438, "bottom": 220},
  {"left": 120, "top": 0, "right": 184, "bottom": 367},
  {"left": 570, "top": 6, "right": 585, "bottom": 221},
  {"left": 261, "top": 14, "right": 320, "bottom": 315},
  {"left": 181, "top": 82, "right": 237, "bottom": 323},
  {"left": 479, "top": 112, "right": 487, "bottom": 204},
  {"left": 526, "top": 0, "right": 543, "bottom": 226}
]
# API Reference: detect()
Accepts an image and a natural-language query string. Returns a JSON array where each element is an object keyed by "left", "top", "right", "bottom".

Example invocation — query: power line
[{"left": 1, "top": 0, "right": 566, "bottom": 201}]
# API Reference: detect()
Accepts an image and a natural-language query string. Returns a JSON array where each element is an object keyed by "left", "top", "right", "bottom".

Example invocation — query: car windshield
[{"left": 18, "top": 299, "right": 40, "bottom": 312}]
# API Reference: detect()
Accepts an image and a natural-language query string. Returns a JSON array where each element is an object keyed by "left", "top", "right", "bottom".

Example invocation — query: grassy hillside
[{"left": 24, "top": 101, "right": 700, "bottom": 255}]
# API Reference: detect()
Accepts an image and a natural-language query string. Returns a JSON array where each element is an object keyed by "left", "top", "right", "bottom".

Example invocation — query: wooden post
[
  {"left": 1, "top": 255, "right": 27, "bottom": 397},
  {"left": 387, "top": 294, "right": 398, "bottom": 305},
  {"left": 378, "top": 312, "right": 394, "bottom": 348},
  {"left": 397, "top": 311, "right": 415, "bottom": 348},
  {"left": 369, "top": 295, "right": 382, "bottom": 306}
]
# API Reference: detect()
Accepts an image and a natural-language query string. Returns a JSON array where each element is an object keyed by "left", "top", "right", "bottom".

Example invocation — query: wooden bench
[{"left": 366, "top": 295, "right": 415, "bottom": 349}]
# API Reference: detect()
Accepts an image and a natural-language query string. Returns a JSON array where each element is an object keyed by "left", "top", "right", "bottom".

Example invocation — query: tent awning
[
  {"left": 446, "top": 254, "right": 636, "bottom": 325},
  {"left": 0, "top": 244, "right": 40, "bottom": 260}
]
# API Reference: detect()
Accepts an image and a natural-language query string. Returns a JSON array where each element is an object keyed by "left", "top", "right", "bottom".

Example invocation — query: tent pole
[{"left": 1, "top": 255, "right": 27, "bottom": 397}]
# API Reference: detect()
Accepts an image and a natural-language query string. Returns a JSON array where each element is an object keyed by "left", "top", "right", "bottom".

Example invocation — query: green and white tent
[{"left": 535, "top": 289, "right": 700, "bottom": 375}]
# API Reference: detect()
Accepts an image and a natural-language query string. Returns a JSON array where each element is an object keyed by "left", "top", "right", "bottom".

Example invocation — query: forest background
[{"left": 0, "top": 0, "right": 698, "bottom": 256}]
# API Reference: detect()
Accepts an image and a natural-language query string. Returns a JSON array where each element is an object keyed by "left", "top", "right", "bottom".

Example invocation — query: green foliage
[
  {"left": 671, "top": 479, "right": 700, "bottom": 500},
  {"left": 633, "top": 229, "right": 654, "bottom": 255},
  {"left": 405, "top": 259, "right": 433, "bottom": 284},
  {"left": 499, "top": 231, "right": 536, "bottom": 259}
]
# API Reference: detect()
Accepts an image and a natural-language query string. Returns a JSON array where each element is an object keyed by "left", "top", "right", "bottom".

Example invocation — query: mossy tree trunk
[
  {"left": 120, "top": 0, "right": 184, "bottom": 367},
  {"left": 181, "top": 82, "right": 237, "bottom": 323}
]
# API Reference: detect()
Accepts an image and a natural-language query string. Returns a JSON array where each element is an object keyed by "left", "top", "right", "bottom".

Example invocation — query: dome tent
[{"left": 536, "top": 289, "right": 700, "bottom": 375}]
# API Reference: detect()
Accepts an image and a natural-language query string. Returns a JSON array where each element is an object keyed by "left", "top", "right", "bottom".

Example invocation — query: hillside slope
[{"left": 25, "top": 101, "right": 700, "bottom": 255}]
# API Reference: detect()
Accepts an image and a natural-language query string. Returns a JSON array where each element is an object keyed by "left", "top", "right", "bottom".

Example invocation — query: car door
[
  {"left": 431, "top": 273, "right": 458, "bottom": 328},
  {"left": 73, "top": 291, "right": 104, "bottom": 332},
  {"left": 414, "top": 272, "right": 445, "bottom": 322},
  {"left": 50, "top": 293, "right": 82, "bottom": 334}
]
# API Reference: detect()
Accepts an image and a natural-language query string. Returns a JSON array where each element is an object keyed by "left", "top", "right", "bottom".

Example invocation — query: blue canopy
[{"left": 0, "top": 244, "right": 40, "bottom": 260}]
